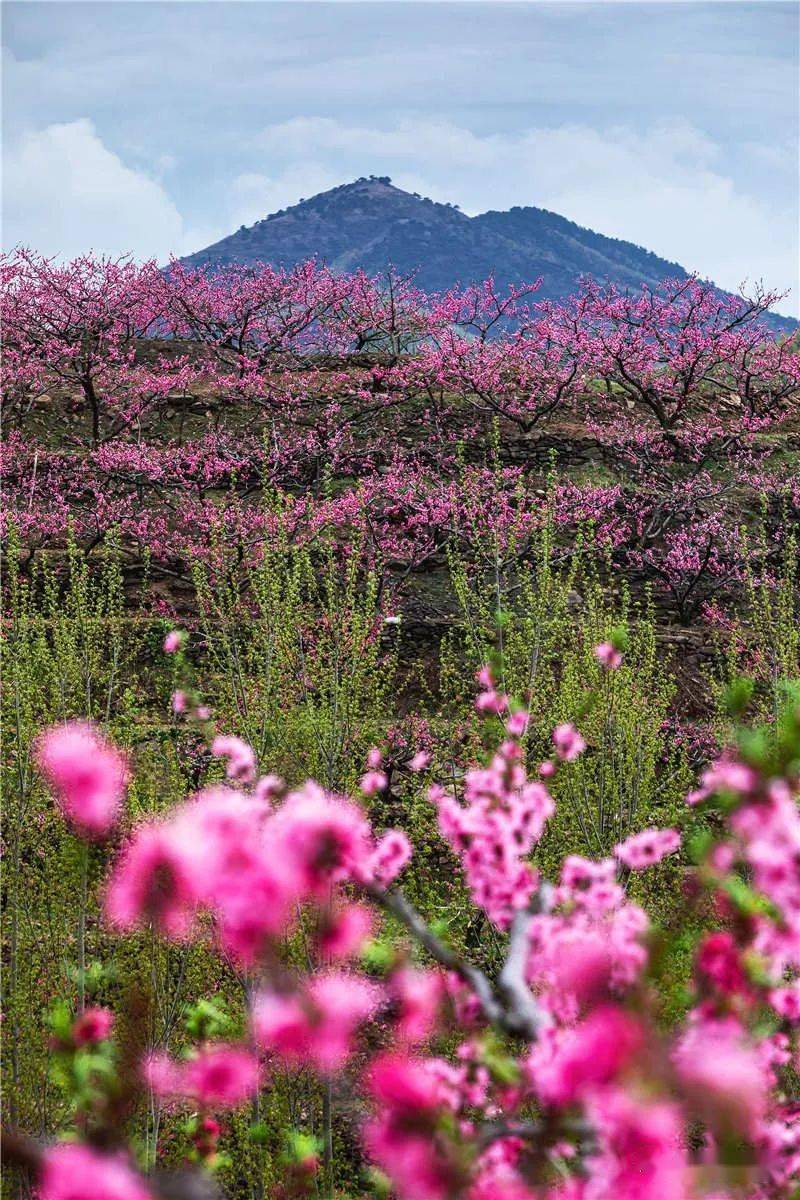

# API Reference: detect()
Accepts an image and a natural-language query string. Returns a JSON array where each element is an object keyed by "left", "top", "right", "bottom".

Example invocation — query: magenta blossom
[
  {"left": 145, "top": 1045, "right": 260, "bottom": 1110},
  {"left": 318, "top": 902, "right": 373, "bottom": 961},
  {"left": 162, "top": 630, "right": 183, "bottom": 654},
  {"left": 594, "top": 641, "right": 623, "bottom": 669},
  {"left": 72, "top": 1006, "right": 114, "bottom": 1046},
  {"left": 360, "top": 768, "right": 388, "bottom": 796},
  {"left": 183, "top": 1046, "right": 261, "bottom": 1108},
  {"left": 475, "top": 689, "right": 508, "bottom": 715},
  {"left": 252, "top": 971, "right": 378, "bottom": 1075},
  {"left": 506, "top": 710, "right": 530, "bottom": 737},
  {"left": 211, "top": 734, "right": 257, "bottom": 783},
  {"left": 552, "top": 723, "right": 586, "bottom": 763},
  {"left": 104, "top": 820, "right": 201, "bottom": 938},
  {"left": 36, "top": 722, "right": 128, "bottom": 838},
  {"left": 528, "top": 1005, "right": 644, "bottom": 1106},
  {"left": 37, "top": 1144, "right": 152, "bottom": 1200},
  {"left": 390, "top": 968, "right": 444, "bottom": 1044},
  {"left": 614, "top": 827, "right": 680, "bottom": 870}
]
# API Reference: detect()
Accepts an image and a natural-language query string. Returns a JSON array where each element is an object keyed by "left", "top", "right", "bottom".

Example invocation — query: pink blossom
[
  {"left": 360, "top": 769, "right": 388, "bottom": 796},
  {"left": 505, "top": 710, "right": 529, "bottom": 737},
  {"left": 687, "top": 758, "right": 760, "bottom": 805},
  {"left": 674, "top": 1018, "right": 767, "bottom": 1136},
  {"left": 770, "top": 983, "right": 800, "bottom": 1022},
  {"left": 72, "top": 1006, "right": 114, "bottom": 1046},
  {"left": 552, "top": 723, "right": 586, "bottom": 762},
  {"left": 364, "top": 1053, "right": 457, "bottom": 1200},
  {"left": 528, "top": 860, "right": 649, "bottom": 1019},
  {"left": 252, "top": 972, "right": 377, "bottom": 1074},
  {"left": 188, "top": 786, "right": 297, "bottom": 961},
  {"left": 476, "top": 689, "right": 507, "bottom": 715},
  {"left": 182, "top": 1046, "right": 261, "bottom": 1108},
  {"left": 528, "top": 1006, "right": 643, "bottom": 1106},
  {"left": 254, "top": 773, "right": 284, "bottom": 803},
  {"left": 105, "top": 820, "right": 201, "bottom": 938},
  {"left": 318, "top": 903, "right": 373, "bottom": 961},
  {"left": 171, "top": 690, "right": 187, "bottom": 714},
  {"left": 142, "top": 1051, "right": 181, "bottom": 1097},
  {"left": 434, "top": 738, "right": 554, "bottom": 929},
  {"left": 366, "top": 830, "right": 413, "bottom": 887},
  {"left": 614, "top": 827, "right": 680, "bottom": 870},
  {"left": 594, "top": 641, "right": 622, "bottom": 669},
  {"left": 37, "top": 1144, "right": 152, "bottom": 1200},
  {"left": 588, "top": 1089, "right": 687, "bottom": 1200},
  {"left": 211, "top": 734, "right": 256, "bottom": 783},
  {"left": 390, "top": 968, "right": 443, "bottom": 1044},
  {"left": 696, "top": 931, "right": 752, "bottom": 999},
  {"left": 273, "top": 783, "right": 373, "bottom": 895},
  {"left": 546, "top": 931, "right": 614, "bottom": 1009},
  {"left": 162, "top": 630, "right": 183, "bottom": 654},
  {"left": 409, "top": 750, "right": 431, "bottom": 772},
  {"left": 36, "top": 722, "right": 127, "bottom": 838},
  {"left": 145, "top": 1045, "right": 260, "bottom": 1109}
]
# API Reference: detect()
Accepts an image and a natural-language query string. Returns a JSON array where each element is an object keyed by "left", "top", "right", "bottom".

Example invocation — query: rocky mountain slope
[{"left": 182, "top": 177, "right": 795, "bottom": 329}]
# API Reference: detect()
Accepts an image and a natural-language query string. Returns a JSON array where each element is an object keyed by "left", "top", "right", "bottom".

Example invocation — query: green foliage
[
  {"left": 711, "top": 520, "right": 800, "bottom": 732},
  {"left": 1, "top": 523, "right": 401, "bottom": 1199},
  {"left": 443, "top": 497, "right": 690, "bottom": 866},
  {"left": 191, "top": 498, "right": 398, "bottom": 792},
  {"left": 183, "top": 998, "right": 233, "bottom": 1042},
  {"left": 4, "top": 515, "right": 797, "bottom": 1198}
]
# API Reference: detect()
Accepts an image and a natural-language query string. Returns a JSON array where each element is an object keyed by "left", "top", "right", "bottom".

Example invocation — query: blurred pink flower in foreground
[
  {"left": 36, "top": 722, "right": 127, "bottom": 838},
  {"left": 37, "top": 1143, "right": 152, "bottom": 1200}
]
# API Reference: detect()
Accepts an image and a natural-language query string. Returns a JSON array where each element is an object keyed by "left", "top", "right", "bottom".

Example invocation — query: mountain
[{"left": 181, "top": 178, "right": 796, "bottom": 329}]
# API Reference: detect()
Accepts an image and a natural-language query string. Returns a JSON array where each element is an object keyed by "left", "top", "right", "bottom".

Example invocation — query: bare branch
[
  {"left": 364, "top": 882, "right": 551, "bottom": 1041},
  {"left": 498, "top": 885, "right": 554, "bottom": 1039}
]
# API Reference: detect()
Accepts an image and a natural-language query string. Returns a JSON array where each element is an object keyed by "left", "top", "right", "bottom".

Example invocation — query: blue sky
[{"left": 3, "top": 1, "right": 798, "bottom": 312}]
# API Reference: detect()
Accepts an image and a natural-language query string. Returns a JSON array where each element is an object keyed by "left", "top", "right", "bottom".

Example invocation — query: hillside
[
  {"left": 180, "top": 177, "right": 796, "bottom": 330},
  {"left": 180, "top": 177, "right": 687, "bottom": 301},
  {"left": 4, "top": 247, "right": 800, "bottom": 1200}
]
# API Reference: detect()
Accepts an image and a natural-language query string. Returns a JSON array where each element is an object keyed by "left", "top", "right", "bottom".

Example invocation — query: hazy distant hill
[{"left": 181, "top": 177, "right": 796, "bottom": 330}]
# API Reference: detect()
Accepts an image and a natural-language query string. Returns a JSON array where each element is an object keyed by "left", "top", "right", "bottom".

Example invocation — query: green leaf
[
  {"left": 47, "top": 1000, "right": 73, "bottom": 1042},
  {"left": 285, "top": 1130, "right": 321, "bottom": 1163},
  {"left": 183, "top": 998, "right": 231, "bottom": 1040},
  {"left": 723, "top": 676, "right": 754, "bottom": 719},
  {"left": 360, "top": 939, "right": 395, "bottom": 974},
  {"left": 248, "top": 1121, "right": 270, "bottom": 1146}
]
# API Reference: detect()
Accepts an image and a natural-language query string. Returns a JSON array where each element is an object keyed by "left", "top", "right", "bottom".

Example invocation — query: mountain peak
[
  {"left": 257, "top": 176, "right": 468, "bottom": 227},
  {"left": 180, "top": 180, "right": 795, "bottom": 330}
]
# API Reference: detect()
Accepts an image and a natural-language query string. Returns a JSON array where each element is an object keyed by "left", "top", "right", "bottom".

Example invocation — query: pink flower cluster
[
  {"left": 145, "top": 1044, "right": 260, "bottom": 1109},
  {"left": 36, "top": 722, "right": 128, "bottom": 838},
  {"left": 252, "top": 972, "right": 378, "bottom": 1075},
  {"left": 432, "top": 734, "right": 554, "bottom": 929},
  {"left": 525, "top": 855, "right": 650, "bottom": 1022},
  {"left": 614, "top": 826, "right": 681, "bottom": 870},
  {"left": 27, "top": 671, "right": 800, "bottom": 1200},
  {"left": 37, "top": 1144, "right": 152, "bottom": 1200},
  {"left": 105, "top": 779, "right": 411, "bottom": 962}
]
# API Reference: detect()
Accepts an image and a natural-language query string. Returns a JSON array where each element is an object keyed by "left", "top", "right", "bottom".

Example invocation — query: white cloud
[
  {"left": 2, "top": 114, "right": 796, "bottom": 317},
  {"left": 0, "top": 120, "right": 347, "bottom": 264},
  {"left": 226, "top": 163, "right": 343, "bottom": 228},
  {"left": 2, "top": 119, "right": 192, "bottom": 261},
  {"left": 254, "top": 116, "right": 799, "bottom": 312}
]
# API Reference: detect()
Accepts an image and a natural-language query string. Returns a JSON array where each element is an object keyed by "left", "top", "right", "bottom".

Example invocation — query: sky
[{"left": 2, "top": 1, "right": 798, "bottom": 313}]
